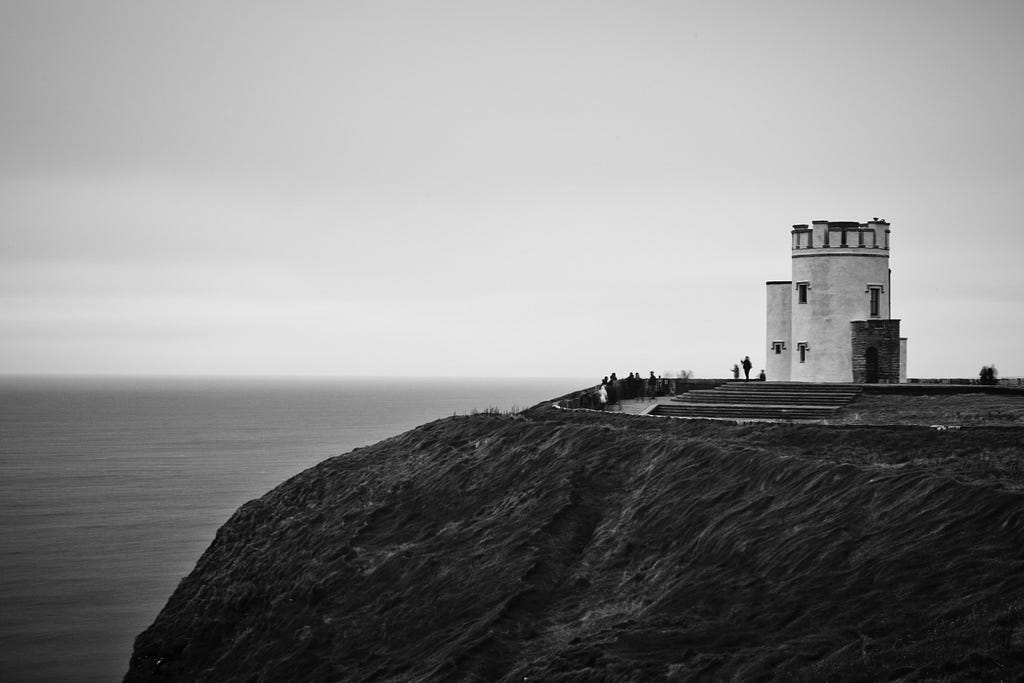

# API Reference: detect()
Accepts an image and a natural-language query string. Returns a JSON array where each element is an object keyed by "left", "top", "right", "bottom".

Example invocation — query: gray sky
[{"left": 2, "top": 0, "right": 1022, "bottom": 378}]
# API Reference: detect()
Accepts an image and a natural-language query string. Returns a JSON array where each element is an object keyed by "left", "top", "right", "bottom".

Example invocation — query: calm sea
[{"left": 0, "top": 375, "right": 584, "bottom": 682}]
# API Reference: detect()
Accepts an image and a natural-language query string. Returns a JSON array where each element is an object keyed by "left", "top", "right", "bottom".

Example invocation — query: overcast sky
[{"left": 2, "top": 0, "right": 1022, "bottom": 379}]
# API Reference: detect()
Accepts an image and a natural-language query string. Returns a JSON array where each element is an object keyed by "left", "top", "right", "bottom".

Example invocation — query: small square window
[{"left": 771, "top": 341, "right": 786, "bottom": 355}]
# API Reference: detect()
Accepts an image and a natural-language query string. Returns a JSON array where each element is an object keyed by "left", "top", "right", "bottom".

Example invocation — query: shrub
[{"left": 979, "top": 365, "right": 998, "bottom": 385}]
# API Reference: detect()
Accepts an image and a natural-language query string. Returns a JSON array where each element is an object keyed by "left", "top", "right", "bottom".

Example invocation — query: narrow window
[
  {"left": 771, "top": 341, "right": 786, "bottom": 355},
  {"left": 797, "top": 342, "right": 809, "bottom": 363},
  {"left": 866, "top": 285, "right": 883, "bottom": 318},
  {"left": 797, "top": 282, "right": 809, "bottom": 304}
]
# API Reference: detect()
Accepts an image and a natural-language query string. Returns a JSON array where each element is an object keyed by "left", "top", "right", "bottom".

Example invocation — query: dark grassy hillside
[
  {"left": 125, "top": 407, "right": 1024, "bottom": 681},
  {"left": 834, "top": 391, "right": 1024, "bottom": 427}
]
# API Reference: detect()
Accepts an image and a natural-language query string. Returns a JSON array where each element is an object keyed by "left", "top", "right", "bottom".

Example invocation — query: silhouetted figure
[
  {"left": 648, "top": 371, "right": 658, "bottom": 399},
  {"left": 607, "top": 373, "right": 618, "bottom": 406},
  {"left": 758, "top": 369, "right": 766, "bottom": 381},
  {"left": 732, "top": 364, "right": 740, "bottom": 380},
  {"left": 742, "top": 356, "right": 753, "bottom": 381}
]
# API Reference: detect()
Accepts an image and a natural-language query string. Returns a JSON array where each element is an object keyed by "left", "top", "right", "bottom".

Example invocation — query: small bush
[
  {"left": 469, "top": 406, "right": 520, "bottom": 416},
  {"left": 979, "top": 365, "right": 998, "bottom": 385}
]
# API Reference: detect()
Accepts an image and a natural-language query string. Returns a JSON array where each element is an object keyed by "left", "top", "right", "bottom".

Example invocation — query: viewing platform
[
  {"left": 649, "top": 382, "right": 862, "bottom": 421},
  {"left": 555, "top": 378, "right": 1023, "bottom": 423}
]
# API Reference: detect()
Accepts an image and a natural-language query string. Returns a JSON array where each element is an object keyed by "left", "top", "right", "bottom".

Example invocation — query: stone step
[
  {"left": 712, "top": 385, "right": 861, "bottom": 394},
  {"left": 677, "top": 388, "right": 860, "bottom": 396},
  {"left": 673, "top": 393, "right": 857, "bottom": 406},
  {"left": 667, "top": 402, "right": 845, "bottom": 410},
  {"left": 652, "top": 403, "right": 839, "bottom": 421},
  {"left": 655, "top": 382, "right": 861, "bottom": 421},
  {"left": 653, "top": 411, "right": 836, "bottom": 422},
  {"left": 712, "top": 382, "right": 864, "bottom": 393},
  {"left": 678, "top": 396, "right": 858, "bottom": 403},
  {"left": 708, "top": 385, "right": 862, "bottom": 394},
  {"left": 700, "top": 391, "right": 861, "bottom": 400}
]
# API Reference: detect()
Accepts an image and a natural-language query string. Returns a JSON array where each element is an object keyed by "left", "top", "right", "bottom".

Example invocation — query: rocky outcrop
[{"left": 125, "top": 408, "right": 1024, "bottom": 681}]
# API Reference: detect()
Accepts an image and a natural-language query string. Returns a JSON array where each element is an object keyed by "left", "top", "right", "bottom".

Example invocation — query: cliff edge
[{"left": 125, "top": 406, "right": 1024, "bottom": 681}]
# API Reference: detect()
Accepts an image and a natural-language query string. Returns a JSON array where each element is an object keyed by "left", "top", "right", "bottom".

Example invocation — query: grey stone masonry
[{"left": 850, "top": 319, "right": 901, "bottom": 383}]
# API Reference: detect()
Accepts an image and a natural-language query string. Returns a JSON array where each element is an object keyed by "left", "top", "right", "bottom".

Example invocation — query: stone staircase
[{"left": 650, "top": 382, "right": 862, "bottom": 421}]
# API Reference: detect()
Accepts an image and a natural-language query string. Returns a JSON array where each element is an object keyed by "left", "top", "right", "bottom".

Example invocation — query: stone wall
[{"left": 850, "top": 319, "right": 902, "bottom": 383}]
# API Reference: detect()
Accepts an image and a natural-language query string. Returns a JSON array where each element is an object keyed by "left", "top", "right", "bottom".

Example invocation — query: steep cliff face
[{"left": 125, "top": 408, "right": 1024, "bottom": 681}]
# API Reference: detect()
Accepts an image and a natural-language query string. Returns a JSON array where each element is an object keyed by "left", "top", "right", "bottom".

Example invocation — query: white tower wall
[
  {"left": 789, "top": 220, "right": 891, "bottom": 382},
  {"left": 790, "top": 252, "right": 890, "bottom": 381},
  {"left": 900, "top": 338, "right": 908, "bottom": 383},
  {"left": 766, "top": 281, "right": 791, "bottom": 381}
]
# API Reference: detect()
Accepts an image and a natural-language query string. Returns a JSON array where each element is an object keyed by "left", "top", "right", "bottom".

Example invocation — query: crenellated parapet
[{"left": 791, "top": 219, "right": 890, "bottom": 252}]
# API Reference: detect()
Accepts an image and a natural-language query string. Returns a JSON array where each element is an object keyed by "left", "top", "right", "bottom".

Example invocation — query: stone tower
[{"left": 765, "top": 219, "right": 908, "bottom": 383}]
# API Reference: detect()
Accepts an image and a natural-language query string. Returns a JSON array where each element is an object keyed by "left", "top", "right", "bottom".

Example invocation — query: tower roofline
[
  {"left": 806, "top": 219, "right": 890, "bottom": 227},
  {"left": 792, "top": 219, "right": 890, "bottom": 252}
]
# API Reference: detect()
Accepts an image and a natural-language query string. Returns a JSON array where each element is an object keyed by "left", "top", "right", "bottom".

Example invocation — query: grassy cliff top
[
  {"left": 832, "top": 390, "right": 1024, "bottom": 427},
  {"left": 125, "top": 401, "right": 1024, "bottom": 682}
]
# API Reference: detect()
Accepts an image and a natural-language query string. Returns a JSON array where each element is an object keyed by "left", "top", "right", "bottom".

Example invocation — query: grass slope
[
  {"left": 125, "top": 407, "right": 1024, "bottom": 681},
  {"left": 834, "top": 391, "right": 1024, "bottom": 427}
]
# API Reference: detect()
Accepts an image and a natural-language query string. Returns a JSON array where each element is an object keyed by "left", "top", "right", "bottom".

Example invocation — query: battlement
[{"left": 791, "top": 219, "right": 890, "bottom": 252}]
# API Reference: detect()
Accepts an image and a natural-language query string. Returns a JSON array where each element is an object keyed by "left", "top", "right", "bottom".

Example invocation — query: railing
[{"left": 908, "top": 377, "right": 1024, "bottom": 386}]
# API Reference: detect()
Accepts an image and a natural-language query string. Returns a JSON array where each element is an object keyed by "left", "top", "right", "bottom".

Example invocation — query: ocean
[{"left": 0, "top": 375, "right": 584, "bottom": 682}]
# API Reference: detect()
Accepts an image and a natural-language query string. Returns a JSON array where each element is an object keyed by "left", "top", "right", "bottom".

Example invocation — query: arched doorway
[{"left": 865, "top": 346, "right": 879, "bottom": 383}]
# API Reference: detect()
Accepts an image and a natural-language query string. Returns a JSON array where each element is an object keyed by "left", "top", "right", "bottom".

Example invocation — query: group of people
[
  {"left": 588, "top": 371, "right": 660, "bottom": 410},
  {"left": 731, "top": 356, "right": 766, "bottom": 381},
  {"left": 580, "top": 359, "right": 769, "bottom": 412}
]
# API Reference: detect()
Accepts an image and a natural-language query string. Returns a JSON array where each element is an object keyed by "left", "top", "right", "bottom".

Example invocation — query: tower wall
[
  {"left": 765, "top": 281, "right": 791, "bottom": 381},
  {"left": 789, "top": 220, "right": 891, "bottom": 382},
  {"left": 899, "top": 338, "right": 908, "bottom": 383}
]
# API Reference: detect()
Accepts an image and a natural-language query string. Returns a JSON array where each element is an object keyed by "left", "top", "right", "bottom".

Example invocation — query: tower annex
[{"left": 766, "top": 219, "right": 908, "bottom": 383}]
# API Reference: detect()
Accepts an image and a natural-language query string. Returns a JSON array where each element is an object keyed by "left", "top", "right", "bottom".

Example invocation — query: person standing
[
  {"left": 597, "top": 382, "right": 608, "bottom": 411},
  {"left": 742, "top": 356, "right": 753, "bottom": 381}
]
